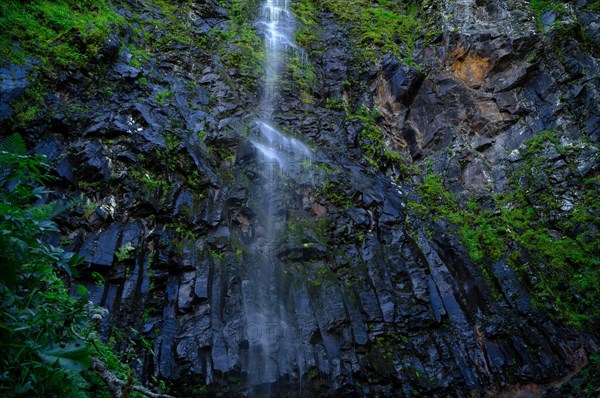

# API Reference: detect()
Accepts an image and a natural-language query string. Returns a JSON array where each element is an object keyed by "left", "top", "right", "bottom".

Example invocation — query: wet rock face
[
  {"left": 373, "top": 0, "right": 599, "bottom": 196},
  {"left": 3, "top": 0, "right": 599, "bottom": 396},
  {"left": 0, "top": 63, "right": 33, "bottom": 121}
]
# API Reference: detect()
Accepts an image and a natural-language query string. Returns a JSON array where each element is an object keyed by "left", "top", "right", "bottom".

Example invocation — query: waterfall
[
  {"left": 257, "top": 0, "right": 298, "bottom": 116},
  {"left": 242, "top": 0, "right": 311, "bottom": 393}
]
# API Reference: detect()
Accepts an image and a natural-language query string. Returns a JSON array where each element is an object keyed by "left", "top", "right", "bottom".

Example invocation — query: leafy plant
[
  {"left": 115, "top": 242, "right": 135, "bottom": 262},
  {"left": 325, "top": 98, "right": 346, "bottom": 111},
  {"left": 291, "top": 0, "right": 320, "bottom": 50},
  {"left": 155, "top": 89, "right": 174, "bottom": 105},
  {"left": 0, "top": 0, "right": 124, "bottom": 67},
  {"left": 316, "top": 181, "right": 352, "bottom": 208},
  {"left": 529, "top": 0, "right": 565, "bottom": 31},
  {"left": 407, "top": 131, "right": 600, "bottom": 328},
  {"left": 0, "top": 134, "right": 166, "bottom": 397},
  {"left": 0, "top": 134, "right": 93, "bottom": 396},
  {"left": 82, "top": 201, "right": 98, "bottom": 219},
  {"left": 218, "top": 21, "right": 265, "bottom": 89},
  {"left": 211, "top": 250, "right": 225, "bottom": 260},
  {"left": 346, "top": 106, "right": 406, "bottom": 172},
  {"left": 321, "top": 0, "right": 423, "bottom": 63},
  {"left": 38, "top": 343, "right": 93, "bottom": 373},
  {"left": 287, "top": 50, "right": 315, "bottom": 103}
]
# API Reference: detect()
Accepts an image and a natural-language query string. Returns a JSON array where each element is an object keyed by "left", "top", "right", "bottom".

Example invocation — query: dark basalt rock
[
  {"left": 381, "top": 55, "right": 425, "bottom": 108},
  {"left": 78, "top": 223, "right": 122, "bottom": 268},
  {"left": 0, "top": 63, "right": 32, "bottom": 121},
  {"left": 100, "top": 26, "right": 123, "bottom": 61},
  {"left": 5, "top": 0, "right": 598, "bottom": 396},
  {"left": 71, "top": 141, "right": 113, "bottom": 182}
]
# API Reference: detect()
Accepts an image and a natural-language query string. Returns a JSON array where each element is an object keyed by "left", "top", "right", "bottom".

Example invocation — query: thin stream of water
[{"left": 243, "top": 0, "right": 311, "bottom": 393}]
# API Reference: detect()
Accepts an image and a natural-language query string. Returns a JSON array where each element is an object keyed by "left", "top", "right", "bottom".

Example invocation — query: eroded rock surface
[{"left": 2, "top": 0, "right": 599, "bottom": 396}]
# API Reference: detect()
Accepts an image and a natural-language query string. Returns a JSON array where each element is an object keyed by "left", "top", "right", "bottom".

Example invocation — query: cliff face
[{"left": 1, "top": 0, "right": 599, "bottom": 396}]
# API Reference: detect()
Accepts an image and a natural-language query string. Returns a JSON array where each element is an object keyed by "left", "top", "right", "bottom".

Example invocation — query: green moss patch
[
  {"left": 409, "top": 133, "right": 600, "bottom": 329},
  {"left": 0, "top": 0, "right": 124, "bottom": 67}
]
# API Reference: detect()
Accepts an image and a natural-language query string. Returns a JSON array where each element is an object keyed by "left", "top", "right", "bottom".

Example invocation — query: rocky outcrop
[{"left": 1, "top": 0, "right": 598, "bottom": 396}]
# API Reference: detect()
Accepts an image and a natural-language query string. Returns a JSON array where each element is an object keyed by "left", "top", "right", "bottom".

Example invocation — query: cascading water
[
  {"left": 242, "top": 0, "right": 311, "bottom": 393},
  {"left": 257, "top": 0, "right": 298, "bottom": 116}
]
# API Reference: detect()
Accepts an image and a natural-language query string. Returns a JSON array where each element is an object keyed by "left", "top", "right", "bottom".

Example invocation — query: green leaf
[
  {"left": 0, "top": 256, "right": 18, "bottom": 290},
  {"left": 0, "top": 133, "right": 27, "bottom": 155},
  {"left": 38, "top": 342, "right": 92, "bottom": 373},
  {"left": 14, "top": 380, "right": 33, "bottom": 394},
  {"left": 75, "top": 284, "right": 88, "bottom": 296},
  {"left": 31, "top": 186, "right": 53, "bottom": 198},
  {"left": 35, "top": 219, "right": 60, "bottom": 233}
]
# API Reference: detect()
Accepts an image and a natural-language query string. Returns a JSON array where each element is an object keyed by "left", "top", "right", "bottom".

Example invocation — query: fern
[
  {"left": 0, "top": 133, "right": 27, "bottom": 155},
  {"left": 31, "top": 194, "right": 84, "bottom": 221},
  {"left": 0, "top": 133, "right": 28, "bottom": 188},
  {"left": 0, "top": 133, "right": 53, "bottom": 194}
]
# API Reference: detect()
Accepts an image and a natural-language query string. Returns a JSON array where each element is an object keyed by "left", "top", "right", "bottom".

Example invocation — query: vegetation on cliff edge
[
  {"left": 409, "top": 131, "right": 600, "bottom": 329},
  {"left": 0, "top": 0, "right": 123, "bottom": 67},
  {"left": 0, "top": 133, "right": 171, "bottom": 397}
]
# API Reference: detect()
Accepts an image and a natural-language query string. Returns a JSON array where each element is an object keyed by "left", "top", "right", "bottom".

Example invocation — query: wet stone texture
[{"left": 2, "top": 0, "right": 599, "bottom": 396}]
